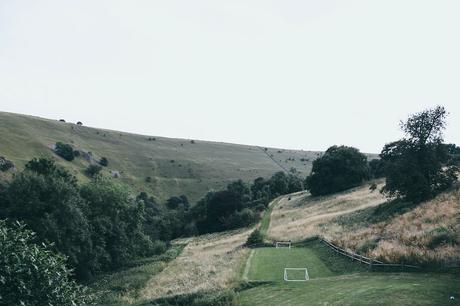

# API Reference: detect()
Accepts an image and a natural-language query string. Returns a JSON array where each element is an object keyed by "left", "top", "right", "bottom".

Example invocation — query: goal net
[
  {"left": 275, "top": 241, "right": 291, "bottom": 249},
  {"left": 284, "top": 268, "right": 309, "bottom": 281}
]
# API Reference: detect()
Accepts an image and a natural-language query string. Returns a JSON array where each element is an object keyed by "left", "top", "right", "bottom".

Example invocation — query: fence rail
[{"left": 320, "top": 238, "right": 420, "bottom": 270}]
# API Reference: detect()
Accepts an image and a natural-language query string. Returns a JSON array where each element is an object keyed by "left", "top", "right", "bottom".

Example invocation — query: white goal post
[
  {"left": 284, "top": 268, "right": 309, "bottom": 282},
  {"left": 275, "top": 241, "right": 292, "bottom": 249}
]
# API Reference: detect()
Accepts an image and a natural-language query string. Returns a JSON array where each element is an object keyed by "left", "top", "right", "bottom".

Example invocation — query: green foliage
[
  {"left": 85, "top": 164, "right": 102, "bottom": 177},
  {"left": 54, "top": 142, "right": 75, "bottom": 161},
  {"left": 99, "top": 157, "right": 108, "bottom": 167},
  {"left": 80, "top": 179, "right": 154, "bottom": 271},
  {"left": 381, "top": 106, "right": 458, "bottom": 203},
  {"left": 1, "top": 159, "right": 93, "bottom": 279},
  {"left": 0, "top": 220, "right": 95, "bottom": 306},
  {"left": 305, "top": 146, "right": 369, "bottom": 196},
  {"left": 368, "top": 159, "right": 385, "bottom": 178},
  {"left": 246, "top": 229, "right": 264, "bottom": 245},
  {"left": 191, "top": 172, "right": 303, "bottom": 234}
]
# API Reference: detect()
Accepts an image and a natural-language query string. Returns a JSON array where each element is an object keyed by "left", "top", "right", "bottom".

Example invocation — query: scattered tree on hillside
[
  {"left": 305, "top": 145, "right": 369, "bottom": 196},
  {"left": 0, "top": 220, "right": 95, "bottom": 306},
  {"left": 381, "top": 106, "right": 458, "bottom": 203},
  {"left": 54, "top": 142, "right": 75, "bottom": 161},
  {"left": 99, "top": 157, "right": 108, "bottom": 167},
  {"left": 0, "top": 157, "right": 14, "bottom": 172}
]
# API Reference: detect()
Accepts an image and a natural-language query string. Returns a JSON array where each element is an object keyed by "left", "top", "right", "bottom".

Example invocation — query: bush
[
  {"left": 55, "top": 142, "right": 75, "bottom": 161},
  {"left": 99, "top": 157, "right": 108, "bottom": 167},
  {"left": 145, "top": 176, "right": 152, "bottom": 182},
  {"left": 246, "top": 229, "right": 264, "bottom": 245},
  {"left": 85, "top": 164, "right": 102, "bottom": 177},
  {"left": 0, "top": 220, "right": 94, "bottom": 306},
  {"left": 0, "top": 157, "right": 14, "bottom": 172},
  {"left": 306, "top": 145, "right": 369, "bottom": 196}
]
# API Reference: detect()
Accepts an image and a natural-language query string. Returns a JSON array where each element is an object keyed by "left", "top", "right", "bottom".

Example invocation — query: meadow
[{"left": 0, "top": 111, "right": 321, "bottom": 203}]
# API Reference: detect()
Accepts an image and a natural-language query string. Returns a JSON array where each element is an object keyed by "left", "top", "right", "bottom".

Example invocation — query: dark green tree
[
  {"left": 305, "top": 146, "right": 369, "bottom": 196},
  {"left": 0, "top": 220, "right": 95, "bottom": 306},
  {"left": 369, "top": 159, "right": 385, "bottom": 178},
  {"left": 54, "top": 142, "right": 75, "bottom": 161},
  {"left": 381, "top": 106, "right": 458, "bottom": 203},
  {"left": 99, "top": 157, "right": 108, "bottom": 167},
  {"left": 1, "top": 159, "right": 93, "bottom": 279}
]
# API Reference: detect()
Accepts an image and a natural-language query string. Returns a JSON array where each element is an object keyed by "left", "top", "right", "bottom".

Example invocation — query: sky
[{"left": 1, "top": 1, "right": 459, "bottom": 153}]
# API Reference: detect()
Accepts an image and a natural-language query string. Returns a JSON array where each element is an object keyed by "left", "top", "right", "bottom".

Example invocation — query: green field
[
  {"left": 0, "top": 111, "right": 323, "bottom": 202},
  {"left": 240, "top": 240, "right": 460, "bottom": 306},
  {"left": 247, "top": 247, "right": 334, "bottom": 281}
]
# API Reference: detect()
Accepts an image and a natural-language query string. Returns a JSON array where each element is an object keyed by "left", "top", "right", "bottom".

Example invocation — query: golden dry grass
[
  {"left": 138, "top": 229, "right": 251, "bottom": 301},
  {"left": 267, "top": 181, "right": 386, "bottom": 242},
  {"left": 331, "top": 187, "right": 460, "bottom": 265},
  {"left": 268, "top": 179, "right": 460, "bottom": 266}
]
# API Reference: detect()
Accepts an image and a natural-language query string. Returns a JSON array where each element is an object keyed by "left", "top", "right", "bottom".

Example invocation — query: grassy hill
[{"left": 0, "top": 111, "right": 323, "bottom": 203}]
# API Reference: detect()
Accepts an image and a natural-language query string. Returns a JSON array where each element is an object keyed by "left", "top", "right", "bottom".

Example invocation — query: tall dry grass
[
  {"left": 268, "top": 181, "right": 386, "bottom": 241},
  {"left": 138, "top": 229, "right": 250, "bottom": 301},
  {"left": 331, "top": 188, "right": 460, "bottom": 266},
  {"left": 268, "top": 180, "right": 459, "bottom": 266}
]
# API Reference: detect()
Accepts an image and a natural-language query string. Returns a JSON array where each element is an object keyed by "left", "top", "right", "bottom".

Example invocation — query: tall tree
[{"left": 381, "top": 106, "right": 458, "bottom": 203}]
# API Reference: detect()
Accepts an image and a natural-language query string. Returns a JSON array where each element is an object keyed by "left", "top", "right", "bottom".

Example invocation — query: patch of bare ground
[
  {"left": 331, "top": 187, "right": 460, "bottom": 266},
  {"left": 139, "top": 228, "right": 250, "bottom": 301},
  {"left": 267, "top": 180, "right": 386, "bottom": 242}
]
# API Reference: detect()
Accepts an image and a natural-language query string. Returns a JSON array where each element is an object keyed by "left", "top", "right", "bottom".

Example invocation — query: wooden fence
[{"left": 320, "top": 238, "right": 421, "bottom": 270}]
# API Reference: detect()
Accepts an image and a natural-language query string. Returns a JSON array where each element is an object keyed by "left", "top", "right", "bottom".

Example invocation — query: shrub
[
  {"left": 0, "top": 220, "right": 95, "bottom": 306},
  {"left": 99, "top": 157, "right": 108, "bottom": 167},
  {"left": 77, "top": 121, "right": 83, "bottom": 125},
  {"left": 59, "top": 119, "right": 66, "bottom": 122},
  {"left": 369, "top": 183, "right": 377, "bottom": 192},
  {"left": 0, "top": 157, "right": 14, "bottom": 172},
  {"left": 246, "top": 229, "right": 264, "bottom": 245},
  {"left": 54, "top": 142, "right": 75, "bottom": 161},
  {"left": 145, "top": 176, "right": 152, "bottom": 183},
  {"left": 73, "top": 150, "right": 81, "bottom": 157},
  {"left": 85, "top": 164, "right": 102, "bottom": 178},
  {"left": 306, "top": 145, "right": 369, "bottom": 196}
]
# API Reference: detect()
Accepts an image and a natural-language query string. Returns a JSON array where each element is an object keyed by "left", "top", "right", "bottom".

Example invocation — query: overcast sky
[{"left": 1, "top": 1, "right": 459, "bottom": 153}]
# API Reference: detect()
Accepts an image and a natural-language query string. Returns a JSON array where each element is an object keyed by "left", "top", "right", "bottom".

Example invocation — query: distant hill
[{"left": 0, "top": 112, "right": 326, "bottom": 203}]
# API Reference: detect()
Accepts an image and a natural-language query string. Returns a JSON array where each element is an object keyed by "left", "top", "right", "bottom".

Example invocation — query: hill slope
[{"left": 0, "top": 111, "right": 321, "bottom": 202}]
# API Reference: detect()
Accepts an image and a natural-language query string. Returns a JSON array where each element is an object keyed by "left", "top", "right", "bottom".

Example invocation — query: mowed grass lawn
[
  {"left": 247, "top": 247, "right": 334, "bottom": 281},
  {"left": 239, "top": 273, "right": 460, "bottom": 306},
  {"left": 241, "top": 241, "right": 460, "bottom": 305}
]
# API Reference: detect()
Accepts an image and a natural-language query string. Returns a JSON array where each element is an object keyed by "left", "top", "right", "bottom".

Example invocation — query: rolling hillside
[{"left": 0, "top": 111, "right": 322, "bottom": 203}]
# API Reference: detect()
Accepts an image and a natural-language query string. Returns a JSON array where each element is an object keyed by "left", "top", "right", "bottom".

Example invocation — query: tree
[
  {"left": 1, "top": 159, "right": 93, "bottom": 279},
  {"left": 54, "top": 142, "right": 75, "bottom": 161},
  {"left": 381, "top": 106, "right": 458, "bottom": 203},
  {"left": 246, "top": 229, "right": 263, "bottom": 245},
  {"left": 369, "top": 159, "right": 385, "bottom": 179},
  {"left": 0, "top": 220, "right": 95, "bottom": 306},
  {"left": 305, "top": 146, "right": 369, "bottom": 196},
  {"left": 99, "top": 157, "right": 108, "bottom": 167}
]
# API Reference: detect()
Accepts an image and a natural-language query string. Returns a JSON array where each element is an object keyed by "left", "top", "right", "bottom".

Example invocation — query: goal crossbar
[
  {"left": 284, "top": 268, "right": 309, "bottom": 281},
  {"left": 275, "top": 241, "right": 292, "bottom": 249}
]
